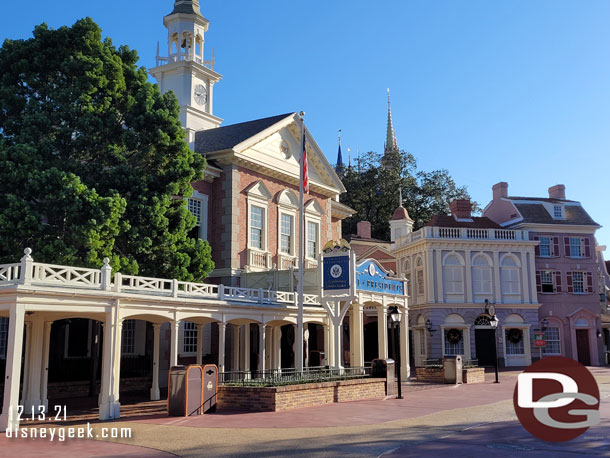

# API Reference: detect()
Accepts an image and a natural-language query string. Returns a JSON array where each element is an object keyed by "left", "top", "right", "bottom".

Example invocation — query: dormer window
[{"left": 553, "top": 205, "right": 563, "bottom": 218}]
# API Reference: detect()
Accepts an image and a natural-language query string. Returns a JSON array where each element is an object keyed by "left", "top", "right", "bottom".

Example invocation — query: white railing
[
  {"left": 397, "top": 227, "right": 528, "bottom": 246},
  {"left": 0, "top": 263, "right": 21, "bottom": 282},
  {"left": 32, "top": 263, "right": 102, "bottom": 287},
  {"left": 0, "top": 249, "right": 321, "bottom": 307},
  {"left": 247, "top": 249, "right": 272, "bottom": 271}
]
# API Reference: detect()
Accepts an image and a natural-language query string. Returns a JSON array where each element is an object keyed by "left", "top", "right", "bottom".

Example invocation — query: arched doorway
[{"left": 474, "top": 314, "right": 495, "bottom": 366}]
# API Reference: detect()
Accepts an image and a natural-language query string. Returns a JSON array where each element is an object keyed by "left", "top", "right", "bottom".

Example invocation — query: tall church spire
[
  {"left": 335, "top": 129, "right": 345, "bottom": 175},
  {"left": 384, "top": 88, "right": 397, "bottom": 154}
]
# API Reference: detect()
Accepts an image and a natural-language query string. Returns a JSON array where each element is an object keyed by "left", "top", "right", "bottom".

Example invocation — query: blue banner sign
[
  {"left": 356, "top": 260, "right": 404, "bottom": 296},
  {"left": 323, "top": 255, "right": 350, "bottom": 290}
]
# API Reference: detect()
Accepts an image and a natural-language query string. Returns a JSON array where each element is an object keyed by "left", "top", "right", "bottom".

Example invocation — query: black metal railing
[{"left": 219, "top": 366, "right": 372, "bottom": 387}]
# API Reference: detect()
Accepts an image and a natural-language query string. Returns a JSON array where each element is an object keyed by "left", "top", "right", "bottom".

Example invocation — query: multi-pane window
[
  {"left": 500, "top": 257, "right": 520, "bottom": 295},
  {"left": 0, "top": 318, "right": 8, "bottom": 359},
  {"left": 280, "top": 214, "right": 293, "bottom": 254},
  {"left": 569, "top": 237, "right": 583, "bottom": 257},
  {"left": 307, "top": 221, "right": 318, "bottom": 258},
  {"left": 187, "top": 198, "right": 204, "bottom": 239},
  {"left": 122, "top": 319, "right": 136, "bottom": 354},
  {"left": 444, "top": 329, "right": 464, "bottom": 355},
  {"left": 505, "top": 329, "right": 525, "bottom": 355},
  {"left": 541, "top": 271, "right": 554, "bottom": 293},
  {"left": 443, "top": 255, "right": 463, "bottom": 294},
  {"left": 539, "top": 236, "right": 551, "bottom": 257},
  {"left": 553, "top": 205, "right": 563, "bottom": 218},
  {"left": 542, "top": 327, "right": 561, "bottom": 354},
  {"left": 472, "top": 256, "right": 492, "bottom": 295},
  {"left": 183, "top": 322, "right": 197, "bottom": 354},
  {"left": 250, "top": 206, "right": 264, "bottom": 249},
  {"left": 417, "top": 270, "right": 425, "bottom": 296},
  {"left": 572, "top": 271, "right": 584, "bottom": 293}
]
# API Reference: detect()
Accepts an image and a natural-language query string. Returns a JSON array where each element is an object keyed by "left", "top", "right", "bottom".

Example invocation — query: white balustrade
[
  {"left": 32, "top": 263, "right": 101, "bottom": 287},
  {"left": 0, "top": 264, "right": 20, "bottom": 282},
  {"left": 120, "top": 275, "right": 173, "bottom": 293}
]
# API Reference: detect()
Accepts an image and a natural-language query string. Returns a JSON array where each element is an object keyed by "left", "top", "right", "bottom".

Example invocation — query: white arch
[
  {"left": 444, "top": 313, "right": 465, "bottom": 324},
  {"left": 304, "top": 198, "right": 324, "bottom": 216},
  {"left": 472, "top": 252, "right": 492, "bottom": 266},
  {"left": 500, "top": 253, "right": 521, "bottom": 267},
  {"left": 442, "top": 252, "right": 465, "bottom": 266},
  {"left": 276, "top": 189, "right": 299, "bottom": 208},
  {"left": 505, "top": 313, "right": 525, "bottom": 324}
]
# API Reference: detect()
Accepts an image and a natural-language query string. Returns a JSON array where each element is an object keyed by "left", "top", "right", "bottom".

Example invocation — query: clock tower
[{"left": 150, "top": 0, "right": 222, "bottom": 146}]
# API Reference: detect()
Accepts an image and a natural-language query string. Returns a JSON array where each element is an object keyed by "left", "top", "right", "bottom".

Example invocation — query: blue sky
[{"left": 2, "top": 1, "right": 609, "bottom": 245}]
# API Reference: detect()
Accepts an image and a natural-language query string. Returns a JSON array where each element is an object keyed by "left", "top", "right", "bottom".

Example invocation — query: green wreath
[
  {"left": 507, "top": 328, "right": 523, "bottom": 344},
  {"left": 446, "top": 328, "right": 462, "bottom": 344}
]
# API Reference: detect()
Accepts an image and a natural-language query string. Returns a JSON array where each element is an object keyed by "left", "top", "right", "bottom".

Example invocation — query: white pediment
[
  {"left": 245, "top": 180, "right": 272, "bottom": 201},
  {"left": 305, "top": 198, "right": 324, "bottom": 216},
  {"left": 232, "top": 115, "right": 345, "bottom": 196},
  {"left": 276, "top": 189, "right": 299, "bottom": 208}
]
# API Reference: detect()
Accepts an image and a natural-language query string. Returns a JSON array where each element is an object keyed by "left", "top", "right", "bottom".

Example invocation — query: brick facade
[{"left": 217, "top": 378, "right": 386, "bottom": 412}]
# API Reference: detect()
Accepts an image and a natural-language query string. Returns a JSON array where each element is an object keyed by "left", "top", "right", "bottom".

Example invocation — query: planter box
[
  {"left": 415, "top": 366, "right": 485, "bottom": 384},
  {"left": 462, "top": 367, "right": 485, "bottom": 384},
  {"left": 217, "top": 378, "right": 386, "bottom": 412}
]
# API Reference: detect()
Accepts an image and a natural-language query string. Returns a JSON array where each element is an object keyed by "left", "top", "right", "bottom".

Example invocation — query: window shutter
[
  {"left": 587, "top": 272, "right": 593, "bottom": 293},
  {"left": 533, "top": 236, "right": 540, "bottom": 256},
  {"left": 564, "top": 237, "right": 571, "bottom": 257},
  {"left": 554, "top": 271, "right": 562, "bottom": 293},
  {"left": 552, "top": 237, "right": 560, "bottom": 257},
  {"left": 584, "top": 238, "right": 591, "bottom": 258},
  {"left": 536, "top": 271, "right": 542, "bottom": 293},
  {"left": 566, "top": 271, "right": 573, "bottom": 293}
]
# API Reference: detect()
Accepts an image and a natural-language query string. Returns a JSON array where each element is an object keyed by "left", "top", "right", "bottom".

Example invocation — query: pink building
[{"left": 484, "top": 182, "right": 604, "bottom": 365}]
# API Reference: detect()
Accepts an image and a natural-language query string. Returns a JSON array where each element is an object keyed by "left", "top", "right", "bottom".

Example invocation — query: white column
[
  {"left": 328, "top": 323, "right": 335, "bottom": 367},
  {"left": 218, "top": 322, "right": 226, "bottom": 372},
  {"left": 436, "top": 250, "right": 444, "bottom": 302},
  {"left": 323, "top": 324, "right": 330, "bottom": 366},
  {"left": 528, "top": 252, "right": 537, "bottom": 303},
  {"left": 400, "top": 310, "right": 410, "bottom": 380},
  {"left": 465, "top": 250, "right": 473, "bottom": 303},
  {"left": 99, "top": 310, "right": 121, "bottom": 421},
  {"left": 232, "top": 324, "right": 240, "bottom": 371},
  {"left": 493, "top": 251, "right": 502, "bottom": 303},
  {"left": 520, "top": 251, "right": 530, "bottom": 303},
  {"left": 150, "top": 323, "right": 161, "bottom": 401},
  {"left": 377, "top": 305, "right": 388, "bottom": 359},
  {"left": 0, "top": 304, "right": 25, "bottom": 432},
  {"left": 258, "top": 323, "right": 266, "bottom": 372},
  {"left": 40, "top": 321, "right": 52, "bottom": 409},
  {"left": 304, "top": 323, "right": 309, "bottom": 367},
  {"left": 24, "top": 315, "right": 45, "bottom": 411},
  {"left": 170, "top": 320, "right": 179, "bottom": 368},
  {"left": 244, "top": 324, "right": 251, "bottom": 374},
  {"left": 273, "top": 327, "right": 282, "bottom": 370},
  {"left": 20, "top": 320, "right": 32, "bottom": 404},
  {"left": 334, "top": 302, "right": 343, "bottom": 369},
  {"left": 426, "top": 250, "right": 436, "bottom": 303},
  {"left": 353, "top": 304, "right": 364, "bottom": 368},
  {"left": 196, "top": 324, "right": 204, "bottom": 365}
]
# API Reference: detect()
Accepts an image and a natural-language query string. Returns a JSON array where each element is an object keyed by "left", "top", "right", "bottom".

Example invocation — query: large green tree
[
  {"left": 340, "top": 148, "right": 475, "bottom": 240},
  {"left": 0, "top": 18, "right": 213, "bottom": 281}
]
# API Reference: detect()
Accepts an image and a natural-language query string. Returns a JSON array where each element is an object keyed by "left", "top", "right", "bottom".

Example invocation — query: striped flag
[{"left": 302, "top": 132, "right": 309, "bottom": 194}]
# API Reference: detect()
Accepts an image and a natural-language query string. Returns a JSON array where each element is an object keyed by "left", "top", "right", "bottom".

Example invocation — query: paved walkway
[{"left": 0, "top": 368, "right": 608, "bottom": 457}]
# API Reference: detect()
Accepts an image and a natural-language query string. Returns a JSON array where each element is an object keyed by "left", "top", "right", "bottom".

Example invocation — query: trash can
[
  {"left": 372, "top": 358, "right": 395, "bottom": 396},
  {"left": 202, "top": 364, "right": 218, "bottom": 413},
  {"left": 443, "top": 355, "right": 463, "bottom": 384},
  {"left": 168, "top": 365, "right": 204, "bottom": 416}
]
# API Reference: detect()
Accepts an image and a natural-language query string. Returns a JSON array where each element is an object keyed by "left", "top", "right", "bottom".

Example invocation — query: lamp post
[
  {"left": 490, "top": 314, "right": 499, "bottom": 383},
  {"left": 389, "top": 306, "right": 403, "bottom": 399}
]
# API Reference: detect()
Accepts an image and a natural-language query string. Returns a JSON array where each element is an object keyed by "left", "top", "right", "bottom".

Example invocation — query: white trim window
[
  {"left": 250, "top": 205, "right": 265, "bottom": 250},
  {"left": 0, "top": 317, "right": 8, "bottom": 359},
  {"left": 472, "top": 254, "right": 492, "bottom": 298},
  {"left": 541, "top": 271, "right": 554, "bottom": 293},
  {"left": 280, "top": 213, "right": 294, "bottom": 255},
  {"left": 542, "top": 327, "right": 561, "bottom": 354},
  {"left": 187, "top": 191, "right": 208, "bottom": 241},
  {"left": 572, "top": 271, "right": 585, "bottom": 293},
  {"left": 569, "top": 237, "right": 584, "bottom": 258},
  {"left": 443, "top": 254, "right": 464, "bottom": 295},
  {"left": 122, "top": 319, "right": 136, "bottom": 354},
  {"left": 505, "top": 328, "right": 525, "bottom": 355},
  {"left": 307, "top": 221, "right": 319, "bottom": 259},
  {"left": 539, "top": 236, "right": 551, "bottom": 257},
  {"left": 444, "top": 329, "right": 464, "bottom": 355},
  {"left": 500, "top": 256, "right": 521, "bottom": 297},
  {"left": 553, "top": 205, "right": 563, "bottom": 218},
  {"left": 183, "top": 321, "right": 198, "bottom": 354}
]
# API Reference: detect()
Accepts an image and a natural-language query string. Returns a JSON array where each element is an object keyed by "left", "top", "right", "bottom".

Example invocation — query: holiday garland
[
  {"left": 446, "top": 328, "right": 462, "bottom": 344},
  {"left": 507, "top": 328, "right": 523, "bottom": 343}
]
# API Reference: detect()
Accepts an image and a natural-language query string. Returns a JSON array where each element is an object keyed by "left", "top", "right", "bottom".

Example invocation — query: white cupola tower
[{"left": 150, "top": 0, "right": 223, "bottom": 146}]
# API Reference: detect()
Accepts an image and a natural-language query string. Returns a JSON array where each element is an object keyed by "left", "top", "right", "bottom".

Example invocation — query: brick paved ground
[{"left": 0, "top": 367, "right": 608, "bottom": 457}]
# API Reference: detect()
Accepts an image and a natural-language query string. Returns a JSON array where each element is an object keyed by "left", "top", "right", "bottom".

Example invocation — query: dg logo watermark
[{"left": 513, "top": 356, "right": 600, "bottom": 442}]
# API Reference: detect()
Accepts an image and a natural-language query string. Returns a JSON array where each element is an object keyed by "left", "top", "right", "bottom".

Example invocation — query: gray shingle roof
[
  {"left": 167, "top": 0, "right": 203, "bottom": 17},
  {"left": 425, "top": 214, "right": 502, "bottom": 229},
  {"left": 194, "top": 113, "right": 294, "bottom": 155},
  {"left": 509, "top": 202, "right": 599, "bottom": 226}
]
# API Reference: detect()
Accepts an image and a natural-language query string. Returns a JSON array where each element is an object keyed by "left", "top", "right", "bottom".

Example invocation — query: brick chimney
[
  {"left": 450, "top": 199, "right": 472, "bottom": 219},
  {"left": 492, "top": 182, "right": 508, "bottom": 200},
  {"left": 548, "top": 184, "right": 566, "bottom": 200},
  {"left": 357, "top": 221, "right": 371, "bottom": 239}
]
